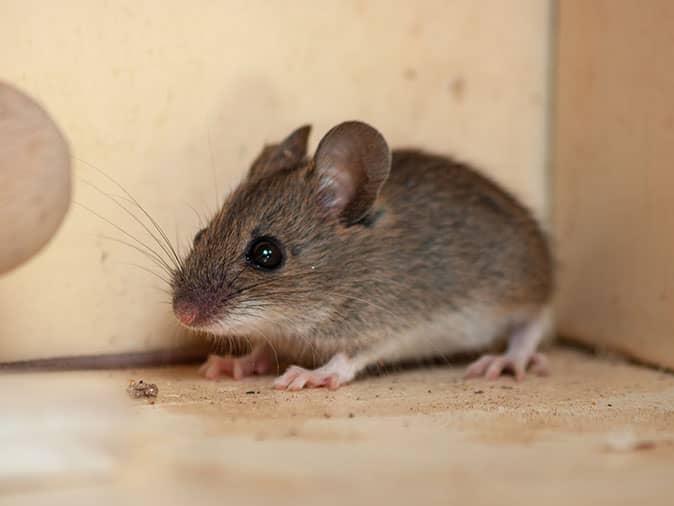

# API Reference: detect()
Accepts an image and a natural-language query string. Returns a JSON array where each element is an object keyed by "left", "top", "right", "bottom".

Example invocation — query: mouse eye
[
  {"left": 193, "top": 228, "right": 206, "bottom": 246},
  {"left": 247, "top": 237, "right": 284, "bottom": 270}
]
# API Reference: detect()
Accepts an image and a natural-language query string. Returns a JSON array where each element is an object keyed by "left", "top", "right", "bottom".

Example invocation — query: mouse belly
[
  {"left": 370, "top": 307, "right": 510, "bottom": 365},
  {"left": 197, "top": 305, "right": 528, "bottom": 387}
]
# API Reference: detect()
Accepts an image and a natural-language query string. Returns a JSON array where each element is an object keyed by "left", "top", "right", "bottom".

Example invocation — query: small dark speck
[
  {"left": 427, "top": 389, "right": 432, "bottom": 394},
  {"left": 408, "top": 21, "right": 423, "bottom": 37},
  {"left": 608, "top": 403, "right": 613, "bottom": 407},
  {"left": 245, "top": 390, "right": 256, "bottom": 395},
  {"left": 323, "top": 412, "right": 332, "bottom": 419},
  {"left": 449, "top": 77, "right": 466, "bottom": 101},
  {"left": 348, "top": 413, "right": 355, "bottom": 418},
  {"left": 474, "top": 390, "right": 484, "bottom": 394},
  {"left": 403, "top": 68, "right": 417, "bottom": 81}
]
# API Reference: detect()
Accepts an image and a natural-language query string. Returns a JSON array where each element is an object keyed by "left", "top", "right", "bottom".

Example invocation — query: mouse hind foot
[
  {"left": 464, "top": 306, "right": 553, "bottom": 381},
  {"left": 199, "top": 343, "right": 276, "bottom": 380}
]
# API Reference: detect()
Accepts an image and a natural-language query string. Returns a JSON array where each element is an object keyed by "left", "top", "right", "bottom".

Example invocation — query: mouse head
[{"left": 171, "top": 121, "right": 391, "bottom": 336}]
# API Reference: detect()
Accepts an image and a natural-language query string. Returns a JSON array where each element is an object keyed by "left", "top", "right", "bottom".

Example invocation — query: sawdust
[{"left": 4, "top": 346, "right": 674, "bottom": 506}]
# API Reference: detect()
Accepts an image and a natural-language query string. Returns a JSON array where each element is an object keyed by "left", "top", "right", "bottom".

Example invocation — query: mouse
[{"left": 171, "top": 120, "right": 554, "bottom": 390}]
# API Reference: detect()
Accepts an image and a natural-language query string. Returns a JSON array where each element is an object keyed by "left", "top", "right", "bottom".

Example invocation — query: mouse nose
[{"left": 173, "top": 300, "right": 200, "bottom": 326}]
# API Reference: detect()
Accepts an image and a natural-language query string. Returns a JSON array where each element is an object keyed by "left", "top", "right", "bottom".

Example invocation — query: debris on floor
[{"left": 127, "top": 379, "right": 158, "bottom": 400}]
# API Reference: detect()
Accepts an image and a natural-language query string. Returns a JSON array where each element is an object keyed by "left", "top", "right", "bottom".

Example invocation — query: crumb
[
  {"left": 608, "top": 403, "right": 613, "bottom": 407},
  {"left": 127, "top": 379, "right": 158, "bottom": 399},
  {"left": 427, "top": 389, "right": 432, "bottom": 394},
  {"left": 474, "top": 390, "right": 484, "bottom": 394},
  {"left": 348, "top": 413, "right": 355, "bottom": 418},
  {"left": 245, "top": 390, "right": 256, "bottom": 395}
]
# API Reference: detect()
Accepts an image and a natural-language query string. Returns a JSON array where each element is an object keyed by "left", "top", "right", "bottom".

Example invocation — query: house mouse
[{"left": 171, "top": 121, "right": 554, "bottom": 390}]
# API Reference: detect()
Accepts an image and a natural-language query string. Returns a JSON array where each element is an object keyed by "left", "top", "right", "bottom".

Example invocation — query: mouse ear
[
  {"left": 248, "top": 125, "right": 311, "bottom": 181},
  {"left": 313, "top": 121, "right": 391, "bottom": 225}
]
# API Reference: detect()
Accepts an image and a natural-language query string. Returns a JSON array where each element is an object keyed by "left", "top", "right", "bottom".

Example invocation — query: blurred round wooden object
[{"left": 0, "top": 82, "right": 71, "bottom": 275}]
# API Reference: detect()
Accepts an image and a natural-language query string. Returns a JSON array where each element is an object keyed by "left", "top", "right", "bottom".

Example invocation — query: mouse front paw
[
  {"left": 273, "top": 353, "right": 357, "bottom": 391},
  {"left": 198, "top": 344, "right": 274, "bottom": 380}
]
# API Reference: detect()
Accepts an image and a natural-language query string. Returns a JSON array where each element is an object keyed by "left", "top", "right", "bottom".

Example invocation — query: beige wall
[
  {"left": 554, "top": 0, "right": 674, "bottom": 369},
  {"left": 0, "top": 0, "right": 552, "bottom": 360}
]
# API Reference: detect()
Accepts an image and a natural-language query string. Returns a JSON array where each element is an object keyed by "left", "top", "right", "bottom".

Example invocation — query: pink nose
[{"left": 174, "top": 301, "right": 199, "bottom": 326}]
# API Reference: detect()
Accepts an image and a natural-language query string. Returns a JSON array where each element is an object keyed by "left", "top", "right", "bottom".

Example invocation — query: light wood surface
[{"left": 2, "top": 348, "right": 673, "bottom": 505}]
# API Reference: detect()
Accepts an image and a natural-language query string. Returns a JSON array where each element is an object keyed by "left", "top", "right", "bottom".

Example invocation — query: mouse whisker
[
  {"left": 77, "top": 157, "right": 184, "bottom": 270},
  {"left": 226, "top": 277, "right": 283, "bottom": 298},
  {"left": 206, "top": 129, "right": 222, "bottom": 211},
  {"left": 74, "top": 201, "right": 175, "bottom": 274},
  {"left": 183, "top": 202, "right": 209, "bottom": 229},
  {"left": 256, "top": 334, "right": 281, "bottom": 375},
  {"left": 99, "top": 235, "right": 174, "bottom": 275},
  {"left": 121, "top": 262, "right": 172, "bottom": 286},
  {"left": 225, "top": 264, "right": 248, "bottom": 290},
  {"left": 80, "top": 178, "right": 180, "bottom": 271},
  {"left": 329, "top": 289, "right": 404, "bottom": 315}
]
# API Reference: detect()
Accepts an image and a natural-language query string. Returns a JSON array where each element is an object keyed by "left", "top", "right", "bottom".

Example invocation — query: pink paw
[
  {"left": 198, "top": 345, "right": 273, "bottom": 381},
  {"left": 464, "top": 352, "right": 549, "bottom": 381},
  {"left": 273, "top": 353, "right": 356, "bottom": 391},
  {"left": 273, "top": 366, "right": 341, "bottom": 390}
]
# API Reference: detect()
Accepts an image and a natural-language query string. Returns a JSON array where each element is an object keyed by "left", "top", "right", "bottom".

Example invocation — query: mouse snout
[{"left": 173, "top": 300, "right": 200, "bottom": 326}]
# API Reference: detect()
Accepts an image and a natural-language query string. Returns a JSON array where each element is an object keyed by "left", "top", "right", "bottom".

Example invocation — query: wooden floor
[{"left": 2, "top": 346, "right": 674, "bottom": 505}]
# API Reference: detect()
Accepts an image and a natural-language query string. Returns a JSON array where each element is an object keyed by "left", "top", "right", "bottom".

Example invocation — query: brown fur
[{"left": 171, "top": 122, "right": 553, "bottom": 367}]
